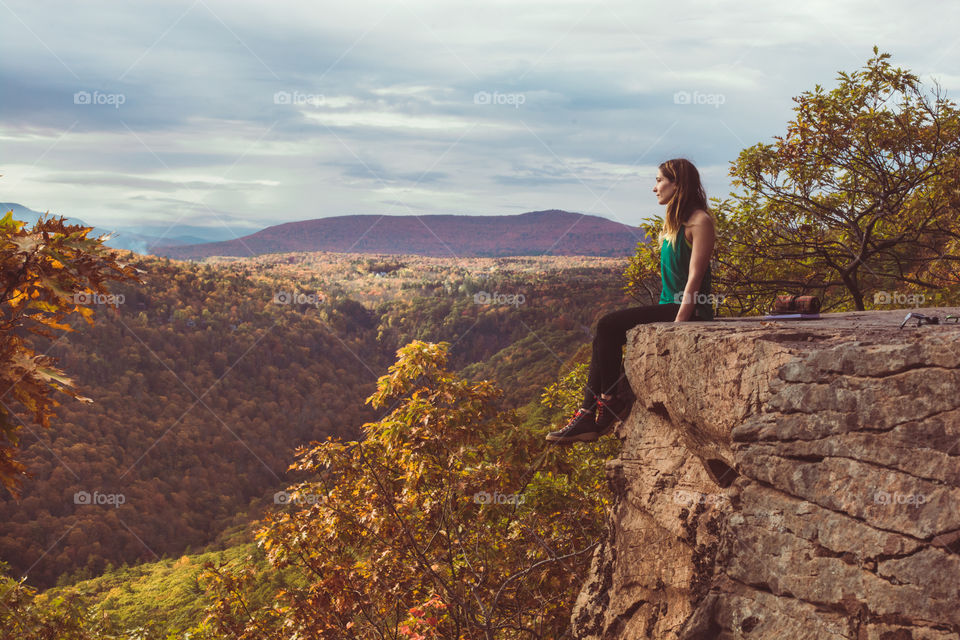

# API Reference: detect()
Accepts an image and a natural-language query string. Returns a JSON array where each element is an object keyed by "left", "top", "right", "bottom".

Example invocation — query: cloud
[
  {"left": 1, "top": 0, "right": 958, "bottom": 230},
  {"left": 35, "top": 172, "right": 279, "bottom": 192},
  {"left": 337, "top": 161, "right": 449, "bottom": 186}
]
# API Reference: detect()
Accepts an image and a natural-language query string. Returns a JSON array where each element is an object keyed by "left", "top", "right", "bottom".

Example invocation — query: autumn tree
[
  {"left": 197, "top": 341, "right": 615, "bottom": 639},
  {"left": 0, "top": 560, "right": 120, "bottom": 639},
  {"left": 626, "top": 48, "right": 960, "bottom": 314},
  {"left": 0, "top": 211, "right": 141, "bottom": 497}
]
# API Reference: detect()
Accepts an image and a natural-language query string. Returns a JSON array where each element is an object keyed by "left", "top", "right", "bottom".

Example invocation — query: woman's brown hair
[{"left": 657, "top": 158, "right": 708, "bottom": 249}]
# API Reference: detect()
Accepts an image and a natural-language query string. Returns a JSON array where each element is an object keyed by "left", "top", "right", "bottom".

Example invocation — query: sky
[{"left": 2, "top": 0, "right": 959, "bottom": 244}]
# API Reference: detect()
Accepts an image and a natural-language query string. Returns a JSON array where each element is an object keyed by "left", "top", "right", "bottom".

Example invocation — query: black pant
[{"left": 581, "top": 303, "right": 681, "bottom": 409}]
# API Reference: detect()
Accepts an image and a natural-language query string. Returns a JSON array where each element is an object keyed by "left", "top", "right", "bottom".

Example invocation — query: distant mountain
[
  {"left": 102, "top": 228, "right": 244, "bottom": 254},
  {"left": 153, "top": 210, "right": 646, "bottom": 259},
  {"left": 1, "top": 203, "right": 247, "bottom": 252},
  {"left": 1, "top": 202, "right": 93, "bottom": 230}
]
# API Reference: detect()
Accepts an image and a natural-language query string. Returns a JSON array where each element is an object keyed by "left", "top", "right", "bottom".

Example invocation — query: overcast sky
[{"left": 2, "top": 0, "right": 959, "bottom": 243}]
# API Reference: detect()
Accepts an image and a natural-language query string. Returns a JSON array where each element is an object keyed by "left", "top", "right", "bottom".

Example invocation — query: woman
[{"left": 546, "top": 158, "right": 716, "bottom": 444}]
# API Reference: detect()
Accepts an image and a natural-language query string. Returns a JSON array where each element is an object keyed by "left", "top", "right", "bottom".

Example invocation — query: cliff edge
[{"left": 572, "top": 307, "right": 960, "bottom": 639}]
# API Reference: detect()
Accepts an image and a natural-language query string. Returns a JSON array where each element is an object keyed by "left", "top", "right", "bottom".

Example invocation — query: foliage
[
  {"left": 1, "top": 252, "right": 627, "bottom": 591},
  {"left": 626, "top": 49, "right": 960, "bottom": 314},
  {"left": 38, "top": 541, "right": 304, "bottom": 639},
  {"left": 0, "top": 254, "right": 388, "bottom": 589},
  {"left": 0, "top": 560, "right": 121, "bottom": 640},
  {"left": 0, "top": 539, "right": 311, "bottom": 639},
  {"left": 196, "top": 341, "right": 616, "bottom": 639},
  {"left": 539, "top": 361, "right": 589, "bottom": 418},
  {"left": 191, "top": 558, "right": 285, "bottom": 640},
  {"left": 0, "top": 212, "right": 141, "bottom": 497},
  {"left": 622, "top": 218, "right": 667, "bottom": 307}
]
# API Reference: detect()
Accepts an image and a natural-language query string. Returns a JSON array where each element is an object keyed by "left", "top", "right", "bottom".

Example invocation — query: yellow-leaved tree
[
  {"left": 0, "top": 211, "right": 141, "bottom": 497},
  {"left": 194, "top": 342, "right": 615, "bottom": 639},
  {"left": 626, "top": 49, "right": 960, "bottom": 315}
]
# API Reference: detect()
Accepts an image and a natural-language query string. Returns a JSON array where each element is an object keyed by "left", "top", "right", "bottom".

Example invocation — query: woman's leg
[{"left": 582, "top": 303, "right": 680, "bottom": 408}]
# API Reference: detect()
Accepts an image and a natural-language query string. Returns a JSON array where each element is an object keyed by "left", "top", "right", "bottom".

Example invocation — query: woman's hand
[{"left": 674, "top": 304, "right": 695, "bottom": 322}]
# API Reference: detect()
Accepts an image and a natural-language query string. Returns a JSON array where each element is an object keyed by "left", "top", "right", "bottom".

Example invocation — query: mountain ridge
[{"left": 154, "top": 209, "right": 646, "bottom": 260}]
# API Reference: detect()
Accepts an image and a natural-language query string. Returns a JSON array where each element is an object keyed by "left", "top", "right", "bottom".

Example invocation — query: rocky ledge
[{"left": 572, "top": 307, "right": 960, "bottom": 640}]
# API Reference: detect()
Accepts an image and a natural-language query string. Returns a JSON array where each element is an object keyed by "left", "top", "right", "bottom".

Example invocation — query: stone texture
[{"left": 572, "top": 308, "right": 960, "bottom": 639}]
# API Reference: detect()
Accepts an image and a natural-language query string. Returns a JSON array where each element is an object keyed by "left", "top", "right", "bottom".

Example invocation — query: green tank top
[{"left": 659, "top": 223, "right": 714, "bottom": 320}]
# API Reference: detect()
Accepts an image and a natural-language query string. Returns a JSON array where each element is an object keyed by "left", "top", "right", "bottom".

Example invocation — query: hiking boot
[
  {"left": 594, "top": 394, "right": 632, "bottom": 433},
  {"left": 545, "top": 408, "right": 603, "bottom": 444}
]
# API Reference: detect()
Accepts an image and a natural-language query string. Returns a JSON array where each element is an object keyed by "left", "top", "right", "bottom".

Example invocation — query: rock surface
[{"left": 572, "top": 307, "right": 960, "bottom": 639}]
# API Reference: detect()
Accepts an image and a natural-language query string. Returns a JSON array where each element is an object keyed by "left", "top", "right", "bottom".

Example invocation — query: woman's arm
[{"left": 674, "top": 210, "right": 715, "bottom": 322}]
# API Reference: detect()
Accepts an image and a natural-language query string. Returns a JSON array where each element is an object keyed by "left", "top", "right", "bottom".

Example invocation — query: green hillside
[{"left": 46, "top": 541, "right": 283, "bottom": 637}]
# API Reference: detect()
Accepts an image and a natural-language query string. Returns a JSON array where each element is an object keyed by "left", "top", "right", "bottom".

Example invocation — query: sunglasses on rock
[{"left": 899, "top": 312, "right": 959, "bottom": 329}]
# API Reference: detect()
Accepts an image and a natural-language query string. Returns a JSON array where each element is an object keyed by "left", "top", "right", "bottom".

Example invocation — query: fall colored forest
[{"left": 0, "top": 250, "right": 635, "bottom": 590}]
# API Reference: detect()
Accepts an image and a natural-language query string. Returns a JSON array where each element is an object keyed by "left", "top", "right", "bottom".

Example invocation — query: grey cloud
[
  {"left": 34, "top": 172, "right": 275, "bottom": 193},
  {"left": 2, "top": 0, "right": 958, "bottom": 228},
  {"left": 338, "top": 162, "right": 449, "bottom": 185}
]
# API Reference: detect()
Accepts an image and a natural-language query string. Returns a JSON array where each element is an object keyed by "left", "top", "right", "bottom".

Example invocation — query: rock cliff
[{"left": 572, "top": 308, "right": 960, "bottom": 639}]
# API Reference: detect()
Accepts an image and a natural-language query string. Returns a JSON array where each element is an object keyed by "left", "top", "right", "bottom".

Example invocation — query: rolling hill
[{"left": 153, "top": 209, "right": 647, "bottom": 260}]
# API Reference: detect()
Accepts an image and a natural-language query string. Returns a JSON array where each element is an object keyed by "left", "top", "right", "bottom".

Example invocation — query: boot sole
[
  {"left": 545, "top": 421, "right": 618, "bottom": 443},
  {"left": 545, "top": 431, "right": 601, "bottom": 443},
  {"left": 545, "top": 404, "right": 631, "bottom": 443}
]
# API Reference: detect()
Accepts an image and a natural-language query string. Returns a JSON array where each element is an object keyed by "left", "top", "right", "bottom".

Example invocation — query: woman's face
[{"left": 653, "top": 168, "right": 676, "bottom": 205}]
